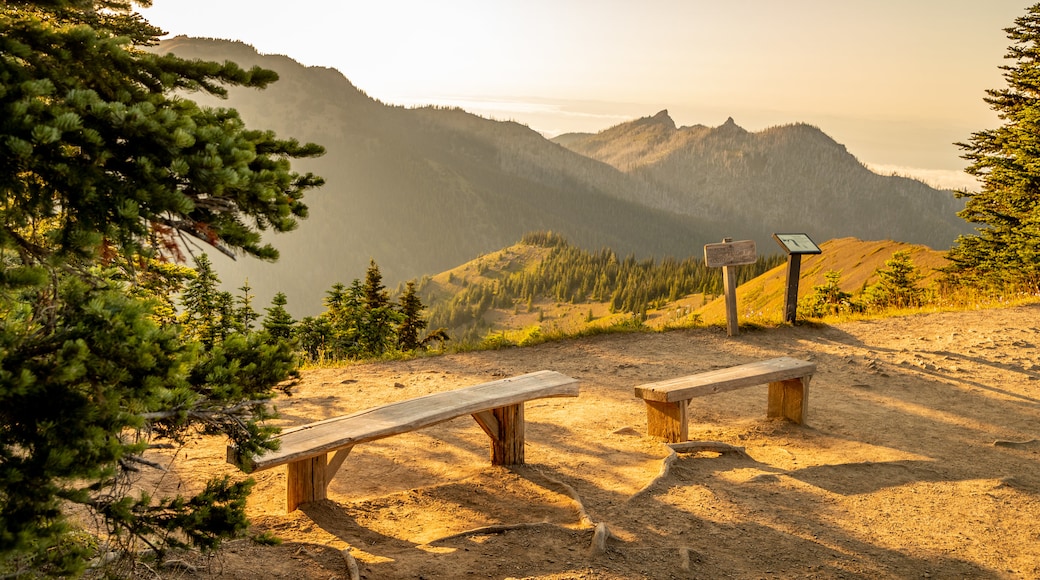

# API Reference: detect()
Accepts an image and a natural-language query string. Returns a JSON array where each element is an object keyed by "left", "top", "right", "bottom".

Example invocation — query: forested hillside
[{"left": 419, "top": 232, "right": 783, "bottom": 342}]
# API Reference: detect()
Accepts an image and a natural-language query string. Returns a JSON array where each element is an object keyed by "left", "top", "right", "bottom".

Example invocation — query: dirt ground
[{"left": 127, "top": 303, "right": 1040, "bottom": 579}]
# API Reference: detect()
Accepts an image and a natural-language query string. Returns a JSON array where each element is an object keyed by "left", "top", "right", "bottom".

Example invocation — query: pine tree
[
  {"left": 323, "top": 280, "right": 365, "bottom": 359},
  {"left": 179, "top": 254, "right": 227, "bottom": 348},
  {"left": 0, "top": 1, "right": 324, "bottom": 573},
  {"left": 358, "top": 260, "right": 400, "bottom": 356},
  {"left": 128, "top": 259, "right": 196, "bottom": 327},
  {"left": 262, "top": 292, "right": 295, "bottom": 341},
  {"left": 397, "top": 280, "right": 427, "bottom": 351},
  {"left": 862, "top": 251, "right": 926, "bottom": 310},
  {"left": 362, "top": 259, "right": 391, "bottom": 310},
  {"left": 236, "top": 280, "right": 259, "bottom": 332},
  {"left": 949, "top": 4, "right": 1040, "bottom": 292}
]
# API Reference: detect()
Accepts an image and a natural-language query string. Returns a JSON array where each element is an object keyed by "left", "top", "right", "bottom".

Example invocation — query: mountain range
[{"left": 153, "top": 37, "right": 971, "bottom": 317}]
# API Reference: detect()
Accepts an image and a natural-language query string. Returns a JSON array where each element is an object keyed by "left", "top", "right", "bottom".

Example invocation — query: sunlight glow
[{"left": 140, "top": 0, "right": 1026, "bottom": 174}]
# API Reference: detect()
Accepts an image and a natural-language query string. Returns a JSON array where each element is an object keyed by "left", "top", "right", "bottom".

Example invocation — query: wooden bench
[
  {"left": 227, "top": 370, "right": 580, "bottom": 512},
  {"left": 633, "top": 357, "right": 816, "bottom": 443}
]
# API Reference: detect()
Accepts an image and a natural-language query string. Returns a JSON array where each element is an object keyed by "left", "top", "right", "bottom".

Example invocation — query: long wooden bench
[
  {"left": 227, "top": 370, "right": 580, "bottom": 512},
  {"left": 633, "top": 357, "right": 816, "bottom": 443}
]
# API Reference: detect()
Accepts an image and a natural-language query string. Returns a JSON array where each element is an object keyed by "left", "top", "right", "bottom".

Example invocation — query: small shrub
[
  {"left": 251, "top": 531, "right": 282, "bottom": 546},
  {"left": 800, "top": 270, "right": 860, "bottom": 317},
  {"left": 861, "top": 251, "right": 926, "bottom": 311}
]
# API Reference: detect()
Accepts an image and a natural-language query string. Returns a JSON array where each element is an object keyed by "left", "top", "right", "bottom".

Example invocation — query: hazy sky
[{"left": 140, "top": 1, "right": 1031, "bottom": 190}]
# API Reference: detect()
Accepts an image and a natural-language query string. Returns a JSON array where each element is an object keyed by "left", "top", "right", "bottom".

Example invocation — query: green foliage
[
  {"left": 861, "top": 250, "right": 926, "bottom": 310},
  {"left": 397, "top": 281, "right": 428, "bottom": 351},
  {"left": 236, "top": 280, "right": 259, "bottom": 332},
  {"left": 520, "top": 231, "right": 568, "bottom": 248},
  {"left": 0, "top": 6, "right": 324, "bottom": 264},
  {"left": 294, "top": 261, "right": 434, "bottom": 363},
  {"left": 262, "top": 291, "right": 295, "bottom": 340},
  {"left": 0, "top": 1, "right": 323, "bottom": 574},
  {"left": 0, "top": 270, "right": 188, "bottom": 576},
  {"left": 127, "top": 259, "right": 195, "bottom": 327},
  {"left": 798, "top": 254, "right": 929, "bottom": 319},
  {"left": 178, "top": 254, "right": 233, "bottom": 347},
  {"left": 295, "top": 314, "right": 335, "bottom": 363},
  {"left": 251, "top": 530, "right": 283, "bottom": 546},
  {"left": 357, "top": 260, "right": 401, "bottom": 356},
  {"left": 96, "top": 476, "right": 254, "bottom": 556},
  {"left": 799, "top": 270, "right": 859, "bottom": 317},
  {"left": 948, "top": 4, "right": 1040, "bottom": 292}
]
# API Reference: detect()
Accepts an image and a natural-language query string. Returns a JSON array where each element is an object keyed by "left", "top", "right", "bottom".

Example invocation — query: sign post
[
  {"left": 772, "top": 233, "right": 822, "bottom": 324},
  {"left": 704, "top": 238, "right": 757, "bottom": 336}
]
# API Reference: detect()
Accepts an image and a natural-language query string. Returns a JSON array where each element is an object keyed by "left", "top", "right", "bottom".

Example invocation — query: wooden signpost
[
  {"left": 704, "top": 238, "right": 757, "bottom": 336},
  {"left": 772, "top": 233, "right": 822, "bottom": 324}
]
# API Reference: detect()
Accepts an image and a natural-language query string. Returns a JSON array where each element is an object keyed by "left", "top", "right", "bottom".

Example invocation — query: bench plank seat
[
  {"left": 634, "top": 357, "right": 815, "bottom": 442},
  {"left": 228, "top": 370, "right": 579, "bottom": 511}
]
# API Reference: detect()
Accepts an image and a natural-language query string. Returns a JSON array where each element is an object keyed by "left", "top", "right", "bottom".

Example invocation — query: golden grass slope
[
  {"left": 694, "top": 237, "right": 948, "bottom": 325},
  {"left": 422, "top": 237, "right": 949, "bottom": 338}
]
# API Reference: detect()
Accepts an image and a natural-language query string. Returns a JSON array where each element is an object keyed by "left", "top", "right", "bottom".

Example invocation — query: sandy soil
[{"left": 126, "top": 303, "right": 1040, "bottom": 579}]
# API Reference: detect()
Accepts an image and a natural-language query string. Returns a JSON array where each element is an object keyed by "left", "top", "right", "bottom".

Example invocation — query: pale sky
[{"left": 140, "top": 1, "right": 1031, "bottom": 190}]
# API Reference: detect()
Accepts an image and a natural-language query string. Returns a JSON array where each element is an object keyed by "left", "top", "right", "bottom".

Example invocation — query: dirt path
[{"left": 130, "top": 303, "right": 1040, "bottom": 579}]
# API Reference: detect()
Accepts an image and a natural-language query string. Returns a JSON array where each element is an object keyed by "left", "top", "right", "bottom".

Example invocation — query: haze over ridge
[{"left": 140, "top": 0, "right": 1025, "bottom": 191}]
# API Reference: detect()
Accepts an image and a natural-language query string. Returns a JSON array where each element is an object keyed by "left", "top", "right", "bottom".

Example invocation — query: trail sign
[
  {"left": 704, "top": 239, "right": 757, "bottom": 268},
  {"left": 704, "top": 238, "right": 756, "bottom": 336}
]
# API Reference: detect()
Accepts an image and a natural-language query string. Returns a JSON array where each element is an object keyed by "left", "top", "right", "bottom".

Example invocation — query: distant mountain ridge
[
  {"left": 152, "top": 38, "right": 970, "bottom": 316},
  {"left": 553, "top": 110, "right": 970, "bottom": 250}
]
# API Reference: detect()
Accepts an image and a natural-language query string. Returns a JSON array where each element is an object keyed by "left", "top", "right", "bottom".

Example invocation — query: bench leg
[
  {"left": 644, "top": 400, "right": 689, "bottom": 443},
  {"left": 474, "top": 405, "right": 526, "bottom": 465},
  {"left": 490, "top": 403, "right": 525, "bottom": 465},
  {"left": 767, "top": 375, "right": 811, "bottom": 424},
  {"left": 473, "top": 406, "right": 525, "bottom": 465},
  {"left": 286, "top": 455, "right": 328, "bottom": 513}
]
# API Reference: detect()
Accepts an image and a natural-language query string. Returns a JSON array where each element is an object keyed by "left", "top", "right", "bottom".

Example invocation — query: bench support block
[
  {"left": 287, "top": 455, "right": 328, "bottom": 513},
  {"left": 474, "top": 404, "right": 525, "bottom": 465},
  {"left": 645, "top": 399, "right": 689, "bottom": 443},
  {"left": 767, "top": 376, "right": 810, "bottom": 424},
  {"left": 491, "top": 404, "right": 525, "bottom": 465}
]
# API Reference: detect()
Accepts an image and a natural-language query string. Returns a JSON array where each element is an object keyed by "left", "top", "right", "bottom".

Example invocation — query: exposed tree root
[
  {"left": 341, "top": 549, "right": 360, "bottom": 580},
  {"left": 589, "top": 522, "right": 610, "bottom": 557},
  {"left": 629, "top": 440, "right": 752, "bottom": 503},
  {"left": 679, "top": 546, "right": 692, "bottom": 571},
  {"left": 993, "top": 438, "right": 1040, "bottom": 448},
  {"left": 628, "top": 448, "right": 678, "bottom": 503},
  {"left": 429, "top": 521, "right": 561, "bottom": 543},
  {"left": 532, "top": 466, "right": 596, "bottom": 528},
  {"left": 669, "top": 440, "right": 751, "bottom": 458},
  {"left": 422, "top": 468, "right": 616, "bottom": 555}
]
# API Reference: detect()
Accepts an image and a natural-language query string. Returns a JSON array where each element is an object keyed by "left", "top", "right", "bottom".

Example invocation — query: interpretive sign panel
[
  {"left": 703, "top": 239, "right": 757, "bottom": 268},
  {"left": 771, "top": 232, "right": 822, "bottom": 324},
  {"left": 772, "top": 233, "right": 821, "bottom": 255}
]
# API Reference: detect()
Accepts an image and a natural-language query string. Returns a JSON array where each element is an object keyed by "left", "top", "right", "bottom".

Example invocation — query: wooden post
[
  {"left": 704, "top": 237, "right": 755, "bottom": 338},
  {"left": 286, "top": 455, "right": 328, "bottom": 512},
  {"left": 644, "top": 400, "right": 689, "bottom": 443},
  {"left": 767, "top": 376, "right": 810, "bottom": 424},
  {"left": 723, "top": 260, "right": 739, "bottom": 336},
  {"left": 782, "top": 253, "right": 803, "bottom": 324},
  {"left": 490, "top": 404, "right": 525, "bottom": 465}
]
